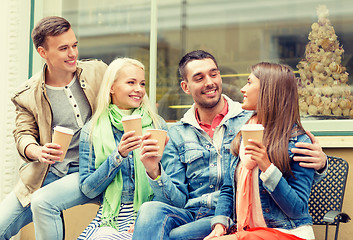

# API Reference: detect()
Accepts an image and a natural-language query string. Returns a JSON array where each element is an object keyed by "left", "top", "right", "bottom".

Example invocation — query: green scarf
[{"left": 92, "top": 104, "right": 154, "bottom": 229}]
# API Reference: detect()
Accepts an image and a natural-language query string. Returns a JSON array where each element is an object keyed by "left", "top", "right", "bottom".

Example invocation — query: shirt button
[
  {"left": 209, "top": 185, "right": 214, "bottom": 189},
  {"left": 69, "top": 95, "right": 73, "bottom": 98},
  {"left": 210, "top": 163, "right": 215, "bottom": 167},
  {"left": 115, "top": 157, "right": 122, "bottom": 164},
  {"left": 206, "top": 145, "right": 210, "bottom": 149},
  {"left": 77, "top": 114, "right": 80, "bottom": 117},
  {"left": 265, "top": 208, "right": 270, "bottom": 213},
  {"left": 65, "top": 86, "right": 68, "bottom": 89}
]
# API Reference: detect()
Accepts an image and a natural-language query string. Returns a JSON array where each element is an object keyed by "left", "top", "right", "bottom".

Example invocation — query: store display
[{"left": 297, "top": 5, "right": 353, "bottom": 118}]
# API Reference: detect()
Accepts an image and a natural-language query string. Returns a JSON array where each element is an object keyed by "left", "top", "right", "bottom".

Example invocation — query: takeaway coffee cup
[
  {"left": 146, "top": 129, "right": 168, "bottom": 156},
  {"left": 241, "top": 124, "right": 264, "bottom": 146},
  {"left": 122, "top": 115, "right": 143, "bottom": 137},
  {"left": 52, "top": 126, "right": 74, "bottom": 162}
]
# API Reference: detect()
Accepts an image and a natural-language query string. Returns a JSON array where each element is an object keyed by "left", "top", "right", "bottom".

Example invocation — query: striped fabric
[{"left": 77, "top": 203, "right": 135, "bottom": 240}]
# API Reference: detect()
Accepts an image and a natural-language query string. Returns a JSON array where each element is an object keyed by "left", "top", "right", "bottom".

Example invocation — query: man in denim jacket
[{"left": 133, "top": 50, "right": 327, "bottom": 240}]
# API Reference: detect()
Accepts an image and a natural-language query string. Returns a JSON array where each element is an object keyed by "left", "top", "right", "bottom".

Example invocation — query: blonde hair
[{"left": 90, "top": 57, "right": 160, "bottom": 137}]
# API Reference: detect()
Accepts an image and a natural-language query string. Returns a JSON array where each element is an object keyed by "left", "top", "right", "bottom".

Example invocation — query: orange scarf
[{"left": 236, "top": 140, "right": 267, "bottom": 231}]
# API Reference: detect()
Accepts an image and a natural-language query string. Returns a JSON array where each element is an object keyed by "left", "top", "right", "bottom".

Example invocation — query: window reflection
[
  {"left": 62, "top": 0, "right": 353, "bottom": 122},
  {"left": 63, "top": 0, "right": 151, "bottom": 67},
  {"left": 297, "top": 5, "right": 352, "bottom": 119}
]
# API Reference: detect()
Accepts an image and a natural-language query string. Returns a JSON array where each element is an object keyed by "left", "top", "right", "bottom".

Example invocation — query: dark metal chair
[
  {"left": 60, "top": 211, "right": 65, "bottom": 240},
  {"left": 309, "top": 156, "right": 350, "bottom": 240}
]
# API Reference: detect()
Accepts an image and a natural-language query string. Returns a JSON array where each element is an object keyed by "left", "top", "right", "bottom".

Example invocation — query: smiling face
[
  {"left": 181, "top": 58, "right": 223, "bottom": 110},
  {"left": 38, "top": 28, "right": 78, "bottom": 77},
  {"left": 110, "top": 64, "right": 146, "bottom": 110},
  {"left": 241, "top": 73, "right": 260, "bottom": 110}
]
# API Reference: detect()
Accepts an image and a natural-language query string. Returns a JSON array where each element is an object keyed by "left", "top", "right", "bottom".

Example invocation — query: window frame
[{"left": 30, "top": 0, "right": 353, "bottom": 143}]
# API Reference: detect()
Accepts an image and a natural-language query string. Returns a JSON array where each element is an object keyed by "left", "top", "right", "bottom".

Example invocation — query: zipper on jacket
[
  {"left": 214, "top": 126, "right": 225, "bottom": 192},
  {"left": 40, "top": 87, "right": 53, "bottom": 188}
]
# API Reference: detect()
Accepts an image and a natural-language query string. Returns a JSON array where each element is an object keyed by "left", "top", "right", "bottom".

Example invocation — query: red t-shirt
[{"left": 195, "top": 99, "right": 229, "bottom": 138}]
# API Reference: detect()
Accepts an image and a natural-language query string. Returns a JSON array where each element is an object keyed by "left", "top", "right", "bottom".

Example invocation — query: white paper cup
[
  {"left": 146, "top": 129, "right": 168, "bottom": 156},
  {"left": 122, "top": 115, "right": 142, "bottom": 137},
  {"left": 241, "top": 124, "right": 264, "bottom": 146},
  {"left": 52, "top": 126, "right": 74, "bottom": 162}
]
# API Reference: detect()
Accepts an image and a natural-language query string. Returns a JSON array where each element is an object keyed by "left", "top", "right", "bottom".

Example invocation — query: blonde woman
[{"left": 78, "top": 58, "right": 167, "bottom": 239}]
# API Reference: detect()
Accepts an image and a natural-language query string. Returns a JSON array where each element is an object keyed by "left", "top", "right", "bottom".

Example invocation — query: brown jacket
[{"left": 11, "top": 59, "right": 107, "bottom": 207}]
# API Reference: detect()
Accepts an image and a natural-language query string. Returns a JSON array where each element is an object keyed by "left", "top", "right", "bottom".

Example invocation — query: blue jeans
[
  {"left": 0, "top": 169, "right": 98, "bottom": 240},
  {"left": 132, "top": 201, "right": 213, "bottom": 240}
]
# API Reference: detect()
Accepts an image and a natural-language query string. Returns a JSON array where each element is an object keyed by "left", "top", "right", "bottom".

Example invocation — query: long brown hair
[{"left": 231, "top": 62, "right": 304, "bottom": 177}]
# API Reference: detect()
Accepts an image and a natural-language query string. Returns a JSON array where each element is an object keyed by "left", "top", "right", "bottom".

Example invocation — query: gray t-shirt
[{"left": 46, "top": 76, "right": 92, "bottom": 177}]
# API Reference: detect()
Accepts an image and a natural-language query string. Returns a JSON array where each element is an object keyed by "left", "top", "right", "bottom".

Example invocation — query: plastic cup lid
[
  {"left": 240, "top": 124, "right": 264, "bottom": 131},
  {"left": 122, "top": 114, "right": 142, "bottom": 121},
  {"left": 54, "top": 126, "right": 74, "bottom": 135}
]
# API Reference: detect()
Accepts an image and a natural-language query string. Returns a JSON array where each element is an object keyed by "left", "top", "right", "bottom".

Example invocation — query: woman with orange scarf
[{"left": 204, "top": 62, "right": 315, "bottom": 240}]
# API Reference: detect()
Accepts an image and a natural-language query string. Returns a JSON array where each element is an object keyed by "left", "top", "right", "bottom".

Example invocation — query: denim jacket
[
  {"left": 79, "top": 117, "right": 168, "bottom": 202},
  {"left": 212, "top": 132, "right": 315, "bottom": 231},
  {"left": 148, "top": 95, "right": 253, "bottom": 212}
]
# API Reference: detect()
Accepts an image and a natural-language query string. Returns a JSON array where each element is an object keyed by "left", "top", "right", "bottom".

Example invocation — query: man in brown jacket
[{"left": 0, "top": 16, "right": 107, "bottom": 239}]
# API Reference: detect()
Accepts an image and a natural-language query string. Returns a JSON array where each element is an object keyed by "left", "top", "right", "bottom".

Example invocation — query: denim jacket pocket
[
  {"left": 222, "top": 142, "right": 232, "bottom": 156},
  {"left": 183, "top": 150, "right": 207, "bottom": 176},
  {"left": 181, "top": 143, "right": 210, "bottom": 191}
]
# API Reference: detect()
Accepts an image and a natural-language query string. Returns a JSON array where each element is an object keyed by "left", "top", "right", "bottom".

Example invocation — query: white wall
[{"left": 0, "top": 0, "right": 31, "bottom": 200}]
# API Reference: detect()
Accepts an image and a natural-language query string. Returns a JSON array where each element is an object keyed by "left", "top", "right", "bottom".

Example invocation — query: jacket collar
[
  {"left": 181, "top": 94, "right": 245, "bottom": 129},
  {"left": 39, "top": 63, "right": 85, "bottom": 90}
]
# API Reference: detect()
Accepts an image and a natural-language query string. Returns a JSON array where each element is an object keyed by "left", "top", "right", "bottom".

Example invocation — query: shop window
[{"left": 54, "top": 0, "right": 353, "bottom": 135}]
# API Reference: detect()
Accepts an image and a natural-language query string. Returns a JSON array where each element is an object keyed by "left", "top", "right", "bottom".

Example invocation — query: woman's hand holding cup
[
  {"left": 118, "top": 131, "right": 142, "bottom": 157},
  {"left": 140, "top": 130, "right": 168, "bottom": 179}
]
